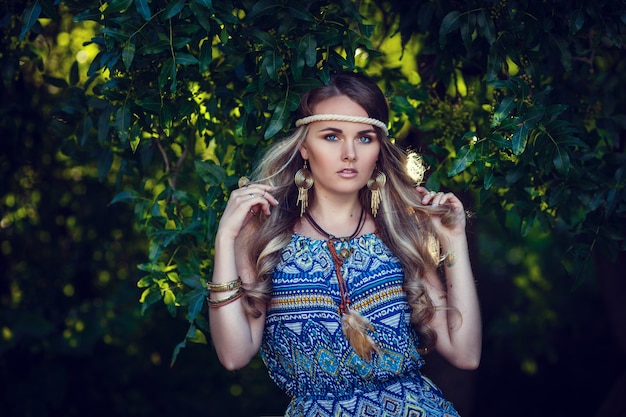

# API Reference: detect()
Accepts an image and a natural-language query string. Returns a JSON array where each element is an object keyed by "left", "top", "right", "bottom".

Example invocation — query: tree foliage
[
  {"left": 6, "top": 0, "right": 625, "bottom": 359},
  {"left": 2, "top": 0, "right": 625, "bottom": 414}
]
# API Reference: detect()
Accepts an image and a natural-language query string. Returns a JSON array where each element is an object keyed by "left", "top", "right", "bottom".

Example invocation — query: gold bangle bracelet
[
  {"left": 206, "top": 277, "right": 242, "bottom": 292},
  {"left": 207, "top": 288, "right": 243, "bottom": 308}
]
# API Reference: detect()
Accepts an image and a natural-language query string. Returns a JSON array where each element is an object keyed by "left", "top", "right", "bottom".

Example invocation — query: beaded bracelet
[
  {"left": 206, "top": 277, "right": 242, "bottom": 292},
  {"left": 207, "top": 288, "right": 243, "bottom": 308}
]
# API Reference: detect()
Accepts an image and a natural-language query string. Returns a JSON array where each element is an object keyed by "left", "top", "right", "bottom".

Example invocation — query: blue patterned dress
[{"left": 260, "top": 233, "right": 460, "bottom": 417}]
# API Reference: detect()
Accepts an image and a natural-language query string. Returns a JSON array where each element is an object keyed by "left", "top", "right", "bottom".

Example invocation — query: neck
[
  {"left": 305, "top": 207, "right": 365, "bottom": 241},
  {"left": 308, "top": 194, "right": 362, "bottom": 220}
]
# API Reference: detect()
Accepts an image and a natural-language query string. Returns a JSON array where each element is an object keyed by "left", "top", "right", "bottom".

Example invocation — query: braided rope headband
[{"left": 295, "top": 114, "right": 389, "bottom": 137}]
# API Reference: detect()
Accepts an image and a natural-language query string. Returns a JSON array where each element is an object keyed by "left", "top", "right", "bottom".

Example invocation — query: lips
[{"left": 337, "top": 168, "right": 358, "bottom": 178}]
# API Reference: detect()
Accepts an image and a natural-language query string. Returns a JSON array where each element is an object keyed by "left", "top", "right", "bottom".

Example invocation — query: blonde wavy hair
[{"left": 238, "top": 72, "right": 455, "bottom": 351}]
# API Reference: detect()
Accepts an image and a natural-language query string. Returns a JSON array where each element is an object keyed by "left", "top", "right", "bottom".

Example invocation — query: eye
[
  {"left": 358, "top": 135, "right": 374, "bottom": 143},
  {"left": 324, "top": 134, "right": 339, "bottom": 142}
]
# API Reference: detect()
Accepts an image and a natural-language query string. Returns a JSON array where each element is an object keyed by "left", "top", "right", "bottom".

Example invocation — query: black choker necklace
[
  {"left": 304, "top": 208, "right": 365, "bottom": 316},
  {"left": 304, "top": 208, "right": 365, "bottom": 259}
]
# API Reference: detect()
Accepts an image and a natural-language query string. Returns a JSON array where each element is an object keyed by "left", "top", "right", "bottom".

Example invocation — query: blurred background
[{"left": 2, "top": 1, "right": 624, "bottom": 416}]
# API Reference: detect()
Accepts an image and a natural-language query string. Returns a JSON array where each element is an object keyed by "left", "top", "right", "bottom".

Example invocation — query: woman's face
[{"left": 299, "top": 95, "right": 381, "bottom": 200}]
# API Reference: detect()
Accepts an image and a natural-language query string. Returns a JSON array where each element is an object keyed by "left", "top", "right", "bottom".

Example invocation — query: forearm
[
  {"left": 436, "top": 235, "right": 482, "bottom": 369},
  {"left": 208, "top": 234, "right": 264, "bottom": 370}
]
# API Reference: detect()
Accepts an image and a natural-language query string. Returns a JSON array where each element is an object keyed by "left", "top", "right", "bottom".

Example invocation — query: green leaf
[
  {"left": 42, "top": 75, "right": 68, "bottom": 88},
  {"left": 187, "top": 327, "right": 207, "bottom": 344},
  {"left": 136, "top": 95, "right": 162, "bottom": 113},
  {"left": 476, "top": 9, "right": 496, "bottom": 45},
  {"left": 69, "top": 61, "right": 80, "bottom": 86},
  {"left": 129, "top": 121, "right": 141, "bottom": 153},
  {"left": 194, "top": 160, "right": 227, "bottom": 185},
  {"left": 264, "top": 99, "right": 289, "bottom": 139},
  {"left": 116, "top": 104, "right": 132, "bottom": 140},
  {"left": 491, "top": 96, "right": 515, "bottom": 127},
  {"left": 246, "top": 0, "right": 282, "bottom": 21},
  {"left": 511, "top": 122, "right": 529, "bottom": 155},
  {"left": 569, "top": 9, "right": 585, "bottom": 35},
  {"left": 73, "top": 8, "right": 101, "bottom": 22},
  {"left": 97, "top": 149, "right": 113, "bottom": 181},
  {"left": 135, "top": 0, "right": 151, "bottom": 21},
  {"left": 105, "top": 0, "right": 134, "bottom": 14},
  {"left": 163, "top": 289, "right": 176, "bottom": 316},
  {"left": 193, "top": 0, "right": 213, "bottom": 9},
  {"left": 138, "top": 40, "right": 171, "bottom": 55},
  {"left": 175, "top": 53, "right": 199, "bottom": 65},
  {"left": 163, "top": 0, "right": 186, "bottom": 19},
  {"left": 261, "top": 49, "right": 283, "bottom": 81},
  {"left": 448, "top": 144, "right": 476, "bottom": 176},
  {"left": 251, "top": 30, "right": 277, "bottom": 49},
  {"left": 552, "top": 147, "right": 570, "bottom": 176},
  {"left": 97, "top": 107, "right": 111, "bottom": 144},
  {"left": 78, "top": 115, "right": 93, "bottom": 146},
  {"left": 178, "top": 287, "right": 206, "bottom": 323},
  {"left": 140, "top": 287, "right": 162, "bottom": 314},
  {"left": 19, "top": 1, "right": 42, "bottom": 41},
  {"left": 122, "top": 39, "right": 136, "bottom": 70},
  {"left": 199, "top": 40, "right": 213, "bottom": 72},
  {"left": 110, "top": 189, "right": 141, "bottom": 205},
  {"left": 300, "top": 33, "right": 317, "bottom": 67},
  {"left": 158, "top": 58, "right": 174, "bottom": 91},
  {"left": 137, "top": 275, "right": 153, "bottom": 288},
  {"left": 550, "top": 35, "right": 572, "bottom": 72},
  {"left": 484, "top": 170, "right": 496, "bottom": 190},
  {"left": 439, "top": 10, "right": 461, "bottom": 49}
]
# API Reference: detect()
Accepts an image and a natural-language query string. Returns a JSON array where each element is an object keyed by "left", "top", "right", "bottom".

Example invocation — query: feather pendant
[{"left": 341, "top": 309, "right": 379, "bottom": 361}]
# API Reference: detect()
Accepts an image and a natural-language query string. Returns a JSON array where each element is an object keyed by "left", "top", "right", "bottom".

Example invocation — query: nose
[{"left": 342, "top": 140, "right": 356, "bottom": 161}]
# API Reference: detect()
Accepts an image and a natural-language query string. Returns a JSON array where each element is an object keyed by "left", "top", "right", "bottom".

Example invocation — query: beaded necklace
[{"left": 304, "top": 208, "right": 365, "bottom": 315}]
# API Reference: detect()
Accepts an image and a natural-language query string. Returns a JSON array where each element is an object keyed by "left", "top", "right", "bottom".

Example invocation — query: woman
[{"left": 208, "top": 72, "right": 481, "bottom": 416}]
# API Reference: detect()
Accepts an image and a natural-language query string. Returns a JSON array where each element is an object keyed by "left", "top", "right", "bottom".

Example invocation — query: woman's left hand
[{"left": 416, "top": 186, "right": 467, "bottom": 237}]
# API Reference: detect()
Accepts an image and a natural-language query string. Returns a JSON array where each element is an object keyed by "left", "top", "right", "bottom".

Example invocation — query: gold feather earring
[
  {"left": 294, "top": 160, "right": 313, "bottom": 217},
  {"left": 367, "top": 169, "right": 386, "bottom": 217}
]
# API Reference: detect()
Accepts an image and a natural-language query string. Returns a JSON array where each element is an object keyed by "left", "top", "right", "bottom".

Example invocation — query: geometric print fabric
[{"left": 261, "top": 233, "right": 460, "bottom": 417}]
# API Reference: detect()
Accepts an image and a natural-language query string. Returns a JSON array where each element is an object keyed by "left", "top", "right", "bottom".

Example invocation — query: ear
[{"left": 299, "top": 144, "right": 309, "bottom": 160}]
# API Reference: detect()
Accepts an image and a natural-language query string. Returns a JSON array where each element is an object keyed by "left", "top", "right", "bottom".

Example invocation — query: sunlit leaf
[
  {"left": 511, "top": 124, "right": 529, "bottom": 155},
  {"left": 448, "top": 144, "right": 476, "bottom": 176},
  {"left": 491, "top": 96, "right": 515, "bottom": 127}
]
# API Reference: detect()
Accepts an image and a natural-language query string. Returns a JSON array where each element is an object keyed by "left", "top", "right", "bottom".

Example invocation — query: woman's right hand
[{"left": 216, "top": 182, "right": 279, "bottom": 240}]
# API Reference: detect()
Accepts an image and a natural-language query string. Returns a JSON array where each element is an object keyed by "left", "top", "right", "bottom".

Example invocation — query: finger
[{"left": 420, "top": 189, "right": 438, "bottom": 204}]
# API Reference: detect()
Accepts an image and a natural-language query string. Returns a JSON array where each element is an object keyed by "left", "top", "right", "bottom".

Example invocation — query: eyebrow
[{"left": 317, "top": 127, "right": 378, "bottom": 135}]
